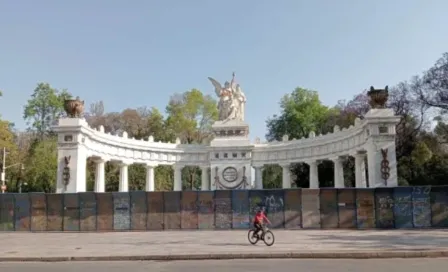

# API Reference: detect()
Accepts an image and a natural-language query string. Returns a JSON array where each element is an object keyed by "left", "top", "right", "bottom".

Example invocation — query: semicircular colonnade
[{"left": 54, "top": 106, "right": 400, "bottom": 193}]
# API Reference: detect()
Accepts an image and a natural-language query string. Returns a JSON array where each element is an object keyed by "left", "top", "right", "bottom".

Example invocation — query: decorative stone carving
[
  {"left": 380, "top": 148, "right": 390, "bottom": 185},
  {"left": 208, "top": 72, "right": 246, "bottom": 122},
  {"left": 64, "top": 97, "right": 84, "bottom": 118},
  {"left": 368, "top": 86, "right": 389, "bottom": 109}
]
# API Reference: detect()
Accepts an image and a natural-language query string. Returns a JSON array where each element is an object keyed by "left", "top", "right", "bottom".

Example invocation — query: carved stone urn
[
  {"left": 64, "top": 96, "right": 84, "bottom": 118},
  {"left": 367, "top": 86, "right": 389, "bottom": 109}
]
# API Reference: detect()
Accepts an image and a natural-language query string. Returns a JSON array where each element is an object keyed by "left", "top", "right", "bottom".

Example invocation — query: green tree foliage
[
  {"left": 266, "top": 87, "right": 330, "bottom": 141},
  {"left": 165, "top": 89, "right": 218, "bottom": 144},
  {"left": 165, "top": 89, "right": 218, "bottom": 190},
  {"left": 22, "top": 139, "right": 57, "bottom": 192},
  {"left": 265, "top": 87, "right": 344, "bottom": 188},
  {"left": 23, "top": 83, "right": 72, "bottom": 139}
]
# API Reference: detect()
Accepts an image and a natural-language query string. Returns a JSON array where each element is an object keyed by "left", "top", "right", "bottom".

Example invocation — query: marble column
[
  {"left": 145, "top": 164, "right": 155, "bottom": 191},
  {"left": 200, "top": 165, "right": 209, "bottom": 190},
  {"left": 94, "top": 159, "right": 106, "bottom": 192},
  {"left": 308, "top": 161, "right": 319, "bottom": 189},
  {"left": 119, "top": 162, "right": 130, "bottom": 192},
  {"left": 253, "top": 165, "right": 263, "bottom": 189},
  {"left": 332, "top": 157, "right": 345, "bottom": 188},
  {"left": 280, "top": 163, "right": 291, "bottom": 189},
  {"left": 173, "top": 165, "right": 183, "bottom": 191},
  {"left": 354, "top": 153, "right": 367, "bottom": 188}
]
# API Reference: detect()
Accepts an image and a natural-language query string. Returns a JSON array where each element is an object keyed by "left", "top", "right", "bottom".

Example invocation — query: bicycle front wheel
[{"left": 263, "top": 230, "right": 275, "bottom": 246}]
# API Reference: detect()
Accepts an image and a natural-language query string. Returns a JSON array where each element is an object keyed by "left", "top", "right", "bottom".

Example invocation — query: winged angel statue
[{"left": 208, "top": 73, "right": 246, "bottom": 122}]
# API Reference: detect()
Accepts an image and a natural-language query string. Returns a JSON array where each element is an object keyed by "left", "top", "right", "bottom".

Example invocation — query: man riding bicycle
[{"left": 252, "top": 207, "right": 271, "bottom": 238}]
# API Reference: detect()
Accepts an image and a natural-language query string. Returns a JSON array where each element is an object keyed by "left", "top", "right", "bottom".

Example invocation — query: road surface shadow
[{"left": 206, "top": 243, "right": 252, "bottom": 246}]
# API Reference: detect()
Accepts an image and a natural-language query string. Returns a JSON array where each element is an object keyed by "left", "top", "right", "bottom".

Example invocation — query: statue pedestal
[
  {"left": 210, "top": 119, "right": 250, "bottom": 147},
  {"left": 209, "top": 119, "right": 253, "bottom": 190}
]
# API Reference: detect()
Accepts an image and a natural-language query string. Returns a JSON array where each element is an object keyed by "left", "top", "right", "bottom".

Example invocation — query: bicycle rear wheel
[
  {"left": 248, "top": 229, "right": 259, "bottom": 244},
  {"left": 263, "top": 230, "right": 275, "bottom": 246}
]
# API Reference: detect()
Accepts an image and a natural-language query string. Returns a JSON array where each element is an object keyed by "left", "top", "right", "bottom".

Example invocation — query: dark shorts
[{"left": 253, "top": 222, "right": 264, "bottom": 232}]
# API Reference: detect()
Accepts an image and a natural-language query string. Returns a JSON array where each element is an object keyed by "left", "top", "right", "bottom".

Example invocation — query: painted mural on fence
[
  {"left": 64, "top": 194, "right": 80, "bottom": 231},
  {"left": 412, "top": 187, "right": 431, "bottom": 228},
  {"left": 393, "top": 187, "right": 413, "bottom": 228},
  {"left": 130, "top": 191, "right": 146, "bottom": 230},
  {"left": 431, "top": 186, "right": 448, "bottom": 227},
  {"left": 197, "top": 191, "right": 214, "bottom": 229},
  {"left": 284, "top": 189, "right": 301, "bottom": 229},
  {"left": 1, "top": 186, "right": 448, "bottom": 231},
  {"left": 375, "top": 188, "right": 394, "bottom": 228},
  {"left": 113, "top": 192, "right": 131, "bottom": 230},
  {"left": 337, "top": 189, "right": 356, "bottom": 228},
  {"left": 214, "top": 190, "right": 232, "bottom": 229},
  {"left": 249, "top": 190, "right": 285, "bottom": 229}
]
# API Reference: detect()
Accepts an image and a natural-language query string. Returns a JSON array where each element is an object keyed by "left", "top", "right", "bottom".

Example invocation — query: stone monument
[{"left": 207, "top": 73, "right": 253, "bottom": 189}]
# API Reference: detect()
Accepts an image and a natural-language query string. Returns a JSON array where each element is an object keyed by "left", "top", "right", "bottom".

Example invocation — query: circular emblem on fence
[{"left": 222, "top": 167, "right": 238, "bottom": 183}]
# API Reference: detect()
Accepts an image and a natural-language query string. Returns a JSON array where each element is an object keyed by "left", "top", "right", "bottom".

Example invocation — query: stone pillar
[
  {"left": 253, "top": 165, "right": 263, "bottom": 189},
  {"left": 94, "top": 159, "right": 106, "bottom": 192},
  {"left": 354, "top": 153, "right": 367, "bottom": 188},
  {"left": 364, "top": 108, "right": 400, "bottom": 187},
  {"left": 308, "top": 161, "right": 319, "bottom": 189},
  {"left": 173, "top": 165, "right": 183, "bottom": 191},
  {"left": 332, "top": 157, "right": 345, "bottom": 188},
  {"left": 55, "top": 118, "right": 89, "bottom": 193},
  {"left": 145, "top": 164, "right": 156, "bottom": 192},
  {"left": 119, "top": 162, "right": 130, "bottom": 192},
  {"left": 280, "top": 163, "right": 291, "bottom": 189},
  {"left": 200, "top": 165, "right": 209, "bottom": 190}
]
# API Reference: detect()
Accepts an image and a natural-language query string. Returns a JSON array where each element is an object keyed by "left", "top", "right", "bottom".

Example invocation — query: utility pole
[{"left": 1, "top": 147, "right": 6, "bottom": 193}]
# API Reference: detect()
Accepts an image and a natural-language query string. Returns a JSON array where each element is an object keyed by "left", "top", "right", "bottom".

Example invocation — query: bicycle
[{"left": 247, "top": 225, "right": 275, "bottom": 246}]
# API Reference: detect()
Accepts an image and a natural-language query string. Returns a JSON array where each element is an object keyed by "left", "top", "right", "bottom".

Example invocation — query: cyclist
[{"left": 252, "top": 207, "right": 271, "bottom": 238}]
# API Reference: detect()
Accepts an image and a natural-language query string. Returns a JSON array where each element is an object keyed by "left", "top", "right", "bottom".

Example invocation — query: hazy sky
[{"left": 1, "top": 0, "right": 447, "bottom": 140}]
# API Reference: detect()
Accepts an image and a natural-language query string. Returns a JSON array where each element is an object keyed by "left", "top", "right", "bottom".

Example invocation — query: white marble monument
[
  {"left": 207, "top": 73, "right": 252, "bottom": 190},
  {"left": 53, "top": 78, "right": 400, "bottom": 193}
]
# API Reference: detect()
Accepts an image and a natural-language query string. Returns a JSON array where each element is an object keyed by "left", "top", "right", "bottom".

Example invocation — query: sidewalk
[{"left": 1, "top": 230, "right": 448, "bottom": 261}]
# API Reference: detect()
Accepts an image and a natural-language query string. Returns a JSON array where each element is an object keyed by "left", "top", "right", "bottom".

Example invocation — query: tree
[
  {"left": 22, "top": 139, "right": 58, "bottom": 192},
  {"left": 266, "top": 87, "right": 331, "bottom": 141},
  {"left": 0, "top": 120, "right": 21, "bottom": 192},
  {"left": 165, "top": 89, "right": 218, "bottom": 190},
  {"left": 165, "top": 89, "right": 218, "bottom": 144},
  {"left": 23, "top": 83, "right": 72, "bottom": 139},
  {"left": 418, "top": 53, "right": 448, "bottom": 112},
  {"left": 265, "top": 87, "right": 338, "bottom": 188}
]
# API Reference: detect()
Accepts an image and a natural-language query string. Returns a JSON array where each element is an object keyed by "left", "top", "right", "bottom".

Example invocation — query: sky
[{"left": 1, "top": 0, "right": 447, "bottom": 141}]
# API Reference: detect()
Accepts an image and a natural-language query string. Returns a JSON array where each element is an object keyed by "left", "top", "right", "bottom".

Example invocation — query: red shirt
[{"left": 254, "top": 212, "right": 268, "bottom": 224}]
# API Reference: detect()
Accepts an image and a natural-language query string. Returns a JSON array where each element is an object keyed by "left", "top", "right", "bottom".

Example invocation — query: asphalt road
[{"left": 1, "top": 259, "right": 448, "bottom": 272}]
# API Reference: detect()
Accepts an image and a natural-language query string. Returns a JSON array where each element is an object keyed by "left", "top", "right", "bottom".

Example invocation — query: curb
[{"left": 1, "top": 251, "right": 448, "bottom": 262}]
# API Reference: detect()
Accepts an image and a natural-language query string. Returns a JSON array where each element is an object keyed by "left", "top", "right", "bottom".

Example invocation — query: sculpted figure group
[{"left": 208, "top": 73, "right": 247, "bottom": 122}]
